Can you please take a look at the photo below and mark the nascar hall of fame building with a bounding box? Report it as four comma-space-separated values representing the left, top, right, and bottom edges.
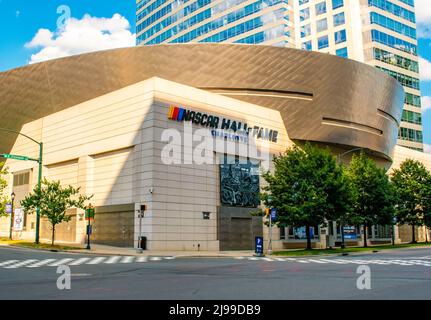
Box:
1, 44, 430, 251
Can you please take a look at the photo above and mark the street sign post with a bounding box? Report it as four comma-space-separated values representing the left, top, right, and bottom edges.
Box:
255, 236, 264, 257
270, 208, 277, 222
85, 205, 95, 250
13, 209, 24, 231
1, 154, 37, 162
0, 128, 43, 245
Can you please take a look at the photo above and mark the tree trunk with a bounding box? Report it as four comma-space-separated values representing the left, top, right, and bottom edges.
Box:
51, 225, 56, 246
305, 224, 312, 250
411, 225, 416, 243
363, 224, 368, 248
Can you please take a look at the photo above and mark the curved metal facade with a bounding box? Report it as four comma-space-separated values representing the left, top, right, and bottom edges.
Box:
0, 44, 404, 160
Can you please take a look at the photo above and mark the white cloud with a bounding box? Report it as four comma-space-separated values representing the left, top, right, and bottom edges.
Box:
25, 13, 135, 64
422, 96, 431, 112
419, 57, 431, 81
416, 0, 431, 38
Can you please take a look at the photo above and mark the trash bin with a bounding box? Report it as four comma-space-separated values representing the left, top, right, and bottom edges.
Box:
139, 236, 147, 250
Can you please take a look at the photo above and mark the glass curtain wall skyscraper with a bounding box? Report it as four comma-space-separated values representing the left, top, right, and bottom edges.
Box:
136, 0, 424, 151
136, 0, 294, 46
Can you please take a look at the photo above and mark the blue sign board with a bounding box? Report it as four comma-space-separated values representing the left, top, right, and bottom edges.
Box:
270, 208, 277, 222
86, 225, 93, 235
5, 204, 12, 214
255, 236, 263, 255
343, 226, 357, 240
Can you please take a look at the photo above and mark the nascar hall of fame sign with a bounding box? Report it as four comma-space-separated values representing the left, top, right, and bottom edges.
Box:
13, 208, 24, 231
168, 105, 279, 143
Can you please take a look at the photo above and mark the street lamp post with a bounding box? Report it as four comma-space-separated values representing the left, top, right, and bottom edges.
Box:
336, 147, 365, 249
9, 192, 15, 240
0, 128, 43, 244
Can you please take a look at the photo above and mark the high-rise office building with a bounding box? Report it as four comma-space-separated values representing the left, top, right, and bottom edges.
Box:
136, 0, 423, 151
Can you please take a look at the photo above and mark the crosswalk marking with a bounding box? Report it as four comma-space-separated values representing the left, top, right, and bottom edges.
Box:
136, 256, 148, 263
104, 256, 122, 264
0, 256, 175, 270
86, 257, 106, 265
120, 256, 134, 263
27, 259, 57, 268
68, 258, 92, 266
48, 258, 75, 267
307, 259, 328, 264
238, 256, 431, 267
296, 260, 310, 263
0, 260, 19, 267
4, 260, 38, 269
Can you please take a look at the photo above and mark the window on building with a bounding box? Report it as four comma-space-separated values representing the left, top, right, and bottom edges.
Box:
300, 8, 310, 21
332, 0, 343, 9
398, 127, 423, 143
373, 48, 419, 73
287, 226, 319, 240
13, 172, 30, 187
299, 0, 310, 4
315, 1, 327, 15
280, 227, 286, 240
402, 110, 422, 125
302, 40, 312, 50
316, 18, 328, 32
405, 93, 421, 108
333, 12, 345, 26
301, 24, 311, 37
334, 29, 346, 44
336, 47, 348, 58
318, 35, 329, 49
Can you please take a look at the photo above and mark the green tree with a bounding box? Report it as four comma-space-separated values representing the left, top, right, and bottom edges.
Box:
21, 179, 92, 246
0, 163, 9, 217
261, 143, 351, 250
346, 152, 395, 247
391, 159, 431, 243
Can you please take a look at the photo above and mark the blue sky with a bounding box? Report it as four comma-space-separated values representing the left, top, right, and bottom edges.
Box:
0, 0, 430, 149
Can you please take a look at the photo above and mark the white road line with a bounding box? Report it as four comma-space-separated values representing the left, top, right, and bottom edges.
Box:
163, 256, 176, 260
4, 259, 38, 269
285, 258, 298, 261
234, 257, 245, 260
348, 260, 371, 265
307, 259, 329, 264
261, 258, 274, 262
248, 257, 259, 261
120, 256, 135, 264
371, 260, 394, 265
68, 258, 92, 266
104, 256, 122, 264
296, 260, 310, 263
387, 260, 415, 266
317, 259, 345, 264
273, 258, 287, 262
406, 260, 431, 266
86, 257, 106, 265
136, 256, 148, 263
150, 257, 162, 261
26, 259, 57, 268
47, 258, 74, 267
0, 260, 19, 267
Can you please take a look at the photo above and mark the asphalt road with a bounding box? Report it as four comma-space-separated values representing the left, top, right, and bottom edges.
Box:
1, 246, 431, 300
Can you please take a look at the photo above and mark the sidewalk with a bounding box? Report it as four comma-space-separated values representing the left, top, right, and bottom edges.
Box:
62, 244, 255, 258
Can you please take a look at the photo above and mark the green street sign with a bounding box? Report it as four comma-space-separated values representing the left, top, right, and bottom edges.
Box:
1, 154, 29, 161
85, 208, 95, 220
